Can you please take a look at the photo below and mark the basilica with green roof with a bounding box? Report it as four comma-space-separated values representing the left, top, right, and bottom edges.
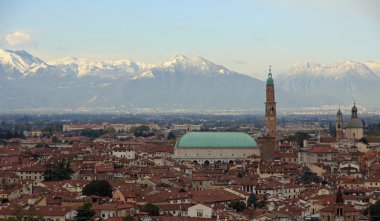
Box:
173, 132, 259, 164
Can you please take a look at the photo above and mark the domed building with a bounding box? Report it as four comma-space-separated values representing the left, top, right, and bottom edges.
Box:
345, 103, 364, 140
173, 132, 259, 164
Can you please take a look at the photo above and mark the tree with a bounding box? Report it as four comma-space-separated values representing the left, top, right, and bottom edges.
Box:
286, 131, 311, 147
167, 132, 176, 140
328, 122, 336, 137
365, 200, 380, 221
298, 171, 321, 184
157, 183, 171, 187
123, 215, 134, 221
82, 180, 113, 197
76, 202, 95, 221
130, 125, 152, 137
247, 193, 256, 207
359, 137, 369, 145
43, 159, 74, 181
107, 126, 116, 134
80, 129, 106, 139
52, 136, 59, 143
229, 201, 246, 212
35, 143, 48, 149
142, 203, 160, 216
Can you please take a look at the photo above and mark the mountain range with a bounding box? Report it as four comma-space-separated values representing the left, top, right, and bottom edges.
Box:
1, 49, 379, 112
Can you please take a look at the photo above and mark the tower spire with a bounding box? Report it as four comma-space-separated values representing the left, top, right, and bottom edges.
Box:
268, 65, 272, 78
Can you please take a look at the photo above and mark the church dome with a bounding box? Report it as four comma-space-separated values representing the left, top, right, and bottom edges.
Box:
346, 118, 364, 128
176, 132, 257, 149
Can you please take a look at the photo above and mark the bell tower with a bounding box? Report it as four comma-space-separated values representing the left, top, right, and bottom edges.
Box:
265, 66, 277, 138
336, 108, 344, 141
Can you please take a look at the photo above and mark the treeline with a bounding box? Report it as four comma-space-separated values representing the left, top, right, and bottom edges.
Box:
367, 123, 380, 136
0, 129, 25, 140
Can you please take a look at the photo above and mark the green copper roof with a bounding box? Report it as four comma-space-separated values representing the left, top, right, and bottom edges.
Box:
267, 77, 274, 85
267, 72, 274, 85
337, 109, 342, 116
176, 132, 257, 149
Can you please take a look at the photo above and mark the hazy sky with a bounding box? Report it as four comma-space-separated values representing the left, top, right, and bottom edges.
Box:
1, 0, 379, 78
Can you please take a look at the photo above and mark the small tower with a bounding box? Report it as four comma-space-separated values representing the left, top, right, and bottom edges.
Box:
265, 66, 277, 139
336, 108, 344, 141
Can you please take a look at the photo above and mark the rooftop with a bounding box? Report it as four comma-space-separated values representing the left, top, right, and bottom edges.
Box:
175, 132, 257, 149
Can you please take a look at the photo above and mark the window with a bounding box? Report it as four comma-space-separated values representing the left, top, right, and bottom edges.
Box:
197, 211, 203, 217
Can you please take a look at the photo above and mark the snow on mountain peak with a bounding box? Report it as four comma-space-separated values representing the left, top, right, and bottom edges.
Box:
285, 60, 378, 79
0, 49, 46, 74
48, 57, 87, 65
159, 54, 231, 76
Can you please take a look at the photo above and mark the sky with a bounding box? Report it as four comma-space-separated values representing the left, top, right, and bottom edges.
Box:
0, 0, 379, 79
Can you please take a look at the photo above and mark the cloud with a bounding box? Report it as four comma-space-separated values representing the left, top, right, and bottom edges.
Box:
4, 31, 36, 47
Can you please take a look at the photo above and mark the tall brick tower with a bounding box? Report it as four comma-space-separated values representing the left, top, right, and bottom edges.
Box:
265, 66, 277, 139
336, 108, 344, 141
259, 66, 277, 161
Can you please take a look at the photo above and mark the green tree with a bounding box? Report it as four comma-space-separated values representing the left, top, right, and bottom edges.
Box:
142, 203, 160, 216
359, 137, 369, 145
123, 215, 134, 221
80, 129, 106, 139
229, 201, 246, 212
82, 180, 113, 197
365, 200, 380, 221
157, 183, 171, 187
43, 159, 74, 181
35, 143, 48, 149
247, 193, 256, 207
329, 122, 336, 137
286, 131, 311, 147
76, 202, 95, 221
107, 126, 116, 134
130, 125, 152, 137
52, 136, 59, 143
167, 132, 176, 140
298, 171, 321, 184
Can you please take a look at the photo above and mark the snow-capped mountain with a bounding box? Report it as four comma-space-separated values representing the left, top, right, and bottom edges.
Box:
47, 57, 152, 78
277, 61, 380, 107
0, 49, 379, 111
363, 61, 380, 77
0, 49, 49, 78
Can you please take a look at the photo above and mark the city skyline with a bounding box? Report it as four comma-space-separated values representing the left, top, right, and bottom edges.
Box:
1, 0, 379, 78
